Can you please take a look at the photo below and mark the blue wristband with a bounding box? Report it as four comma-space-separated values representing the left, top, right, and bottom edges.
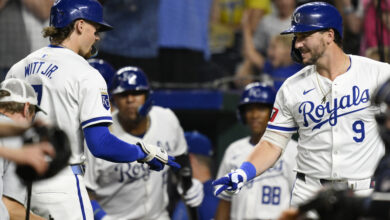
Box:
239, 161, 256, 181
91, 200, 107, 220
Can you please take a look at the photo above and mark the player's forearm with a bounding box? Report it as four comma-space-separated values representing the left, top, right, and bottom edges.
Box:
214, 200, 231, 220
84, 125, 147, 163
0, 147, 23, 163
3, 196, 45, 220
246, 139, 282, 176
0, 122, 28, 137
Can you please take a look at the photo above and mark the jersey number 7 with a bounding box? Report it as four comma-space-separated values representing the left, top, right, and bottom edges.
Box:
32, 84, 43, 105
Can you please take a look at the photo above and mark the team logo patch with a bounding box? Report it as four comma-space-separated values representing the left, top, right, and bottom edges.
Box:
293, 12, 301, 23
101, 93, 110, 110
270, 107, 279, 122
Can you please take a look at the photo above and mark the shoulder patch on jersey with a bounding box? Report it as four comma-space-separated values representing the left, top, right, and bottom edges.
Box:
101, 92, 110, 110
270, 107, 279, 122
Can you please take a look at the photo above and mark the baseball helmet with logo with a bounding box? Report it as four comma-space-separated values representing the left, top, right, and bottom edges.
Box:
237, 82, 276, 124
88, 59, 116, 91
50, 0, 112, 31
281, 2, 343, 63
281, 2, 343, 37
110, 66, 153, 116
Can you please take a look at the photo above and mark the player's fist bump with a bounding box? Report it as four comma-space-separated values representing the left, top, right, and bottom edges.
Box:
212, 161, 257, 196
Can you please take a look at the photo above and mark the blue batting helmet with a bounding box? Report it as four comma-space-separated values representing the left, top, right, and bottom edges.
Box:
50, 0, 112, 31
88, 59, 116, 91
111, 66, 153, 117
237, 82, 276, 124
281, 2, 343, 38
185, 131, 213, 157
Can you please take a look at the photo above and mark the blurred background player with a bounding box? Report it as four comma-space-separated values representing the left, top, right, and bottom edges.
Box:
88, 58, 116, 112
5, 0, 179, 219
0, 78, 53, 220
85, 66, 203, 220
215, 82, 297, 220
88, 58, 116, 92
172, 131, 220, 220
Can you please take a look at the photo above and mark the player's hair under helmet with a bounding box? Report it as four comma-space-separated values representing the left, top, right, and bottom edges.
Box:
50, 0, 112, 31
88, 59, 116, 91
372, 79, 390, 150
281, 2, 343, 63
110, 66, 153, 117
237, 82, 276, 124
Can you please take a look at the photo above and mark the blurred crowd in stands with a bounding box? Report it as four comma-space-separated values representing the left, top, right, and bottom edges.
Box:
1, 0, 390, 90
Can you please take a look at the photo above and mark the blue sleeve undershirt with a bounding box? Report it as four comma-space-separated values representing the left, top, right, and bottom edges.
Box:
83, 125, 147, 162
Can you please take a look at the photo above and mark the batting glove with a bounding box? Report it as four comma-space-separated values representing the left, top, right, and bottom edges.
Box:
177, 178, 204, 207
137, 141, 181, 171
212, 161, 256, 196
212, 169, 248, 196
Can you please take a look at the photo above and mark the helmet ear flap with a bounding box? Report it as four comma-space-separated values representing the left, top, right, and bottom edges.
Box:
291, 37, 303, 64
138, 91, 154, 117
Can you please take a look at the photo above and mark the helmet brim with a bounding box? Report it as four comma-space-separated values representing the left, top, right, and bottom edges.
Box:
97, 21, 113, 32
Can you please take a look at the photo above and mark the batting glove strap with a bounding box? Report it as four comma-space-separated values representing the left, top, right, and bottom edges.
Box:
137, 141, 168, 164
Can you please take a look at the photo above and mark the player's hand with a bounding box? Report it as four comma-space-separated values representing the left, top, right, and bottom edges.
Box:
278, 208, 300, 220
21, 142, 55, 175
177, 178, 204, 207
212, 169, 248, 196
137, 141, 181, 171
0, 141, 55, 175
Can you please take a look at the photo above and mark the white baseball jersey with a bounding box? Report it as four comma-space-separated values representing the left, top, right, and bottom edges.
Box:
5, 45, 112, 220
85, 106, 187, 219
268, 55, 390, 180
6, 45, 113, 164
0, 116, 27, 220
217, 137, 297, 220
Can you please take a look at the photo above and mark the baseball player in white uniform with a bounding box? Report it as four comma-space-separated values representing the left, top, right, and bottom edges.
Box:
213, 1, 390, 211
215, 82, 297, 220
0, 78, 50, 220
85, 66, 203, 220
5, 0, 179, 219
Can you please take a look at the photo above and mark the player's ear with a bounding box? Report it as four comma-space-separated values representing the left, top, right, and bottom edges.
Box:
325, 29, 335, 45
74, 20, 85, 34
23, 103, 30, 118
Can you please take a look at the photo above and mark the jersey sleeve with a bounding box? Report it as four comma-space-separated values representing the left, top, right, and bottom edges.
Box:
3, 161, 26, 204
78, 72, 113, 129
267, 84, 299, 133
377, 63, 390, 87
1, 137, 26, 205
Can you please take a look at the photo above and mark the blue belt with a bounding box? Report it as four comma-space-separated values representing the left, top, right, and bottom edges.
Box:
71, 164, 85, 175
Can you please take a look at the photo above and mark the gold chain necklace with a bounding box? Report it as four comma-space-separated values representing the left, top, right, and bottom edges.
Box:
315, 72, 331, 104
